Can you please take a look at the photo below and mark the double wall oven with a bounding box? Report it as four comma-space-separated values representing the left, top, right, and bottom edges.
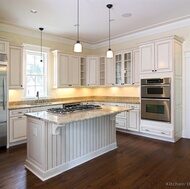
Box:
141, 78, 171, 122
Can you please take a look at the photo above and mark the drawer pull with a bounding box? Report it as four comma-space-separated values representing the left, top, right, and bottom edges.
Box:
116, 122, 119, 125
161, 132, 166, 134
145, 129, 149, 132
17, 112, 22, 114
18, 117, 22, 118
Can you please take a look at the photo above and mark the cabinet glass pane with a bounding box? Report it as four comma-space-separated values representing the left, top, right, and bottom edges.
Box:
124, 52, 132, 84
99, 57, 105, 85
115, 54, 122, 84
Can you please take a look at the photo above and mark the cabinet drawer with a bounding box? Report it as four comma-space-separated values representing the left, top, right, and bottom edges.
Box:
10, 109, 29, 117
141, 126, 172, 138
110, 103, 127, 118
116, 118, 127, 129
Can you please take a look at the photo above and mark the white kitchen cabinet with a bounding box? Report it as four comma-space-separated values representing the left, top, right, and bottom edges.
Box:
9, 108, 29, 144
99, 57, 105, 86
132, 49, 140, 85
105, 57, 115, 86
52, 50, 80, 88
96, 56, 115, 86
80, 57, 86, 86
0, 41, 9, 54
109, 103, 127, 129
140, 38, 173, 74
86, 56, 99, 86
127, 104, 140, 132
115, 51, 132, 86
9, 45, 23, 88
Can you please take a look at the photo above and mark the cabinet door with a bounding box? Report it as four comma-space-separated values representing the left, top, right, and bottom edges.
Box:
115, 54, 122, 85
69, 56, 80, 86
140, 43, 154, 73
10, 116, 27, 143
0, 41, 8, 54
87, 57, 98, 86
9, 46, 23, 88
155, 40, 172, 72
132, 50, 139, 85
80, 57, 86, 86
58, 54, 69, 87
127, 109, 139, 132
105, 58, 114, 86
99, 57, 105, 86
123, 51, 132, 85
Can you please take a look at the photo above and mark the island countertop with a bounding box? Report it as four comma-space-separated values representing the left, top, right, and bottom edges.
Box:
25, 106, 132, 125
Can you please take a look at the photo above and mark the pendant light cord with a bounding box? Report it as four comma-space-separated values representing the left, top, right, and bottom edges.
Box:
39, 27, 44, 62
41, 29, 42, 61
77, 0, 79, 42
108, 7, 111, 49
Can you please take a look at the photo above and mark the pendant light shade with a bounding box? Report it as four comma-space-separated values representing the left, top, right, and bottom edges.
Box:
107, 48, 113, 58
74, 0, 82, 52
106, 4, 113, 58
74, 40, 82, 52
39, 27, 44, 62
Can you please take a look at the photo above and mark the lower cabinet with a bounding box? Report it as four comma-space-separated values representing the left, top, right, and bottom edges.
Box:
126, 104, 140, 131
9, 104, 63, 145
108, 103, 140, 131
9, 108, 29, 144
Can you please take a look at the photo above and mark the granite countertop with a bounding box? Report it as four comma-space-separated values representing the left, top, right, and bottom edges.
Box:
25, 106, 132, 125
9, 96, 140, 110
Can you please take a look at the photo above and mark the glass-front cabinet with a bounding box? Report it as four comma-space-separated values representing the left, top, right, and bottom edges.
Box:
114, 51, 132, 85
80, 57, 86, 86
99, 57, 105, 86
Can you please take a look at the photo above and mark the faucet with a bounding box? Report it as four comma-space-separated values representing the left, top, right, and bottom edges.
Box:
36, 91, 39, 103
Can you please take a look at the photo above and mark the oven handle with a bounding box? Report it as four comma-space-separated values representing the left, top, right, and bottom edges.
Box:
141, 84, 170, 87
141, 98, 170, 101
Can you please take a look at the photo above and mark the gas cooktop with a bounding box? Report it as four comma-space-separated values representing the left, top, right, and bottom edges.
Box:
47, 104, 102, 114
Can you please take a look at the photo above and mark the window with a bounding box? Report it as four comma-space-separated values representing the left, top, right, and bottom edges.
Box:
24, 47, 48, 98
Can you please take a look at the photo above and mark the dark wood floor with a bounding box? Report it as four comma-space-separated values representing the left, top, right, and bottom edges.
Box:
1, 132, 190, 189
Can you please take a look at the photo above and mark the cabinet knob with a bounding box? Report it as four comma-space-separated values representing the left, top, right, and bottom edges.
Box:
155, 70, 157, 72
152, 70, 154, 72
112, 84, 114, 85
121, 83, 124, 85
69, 84, 72, 86
21, 85, 22, 87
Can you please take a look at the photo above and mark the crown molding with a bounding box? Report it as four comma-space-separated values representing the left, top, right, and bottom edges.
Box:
1, 17, 190, 50
0, 22, 92, 49
91, 17, 190, 49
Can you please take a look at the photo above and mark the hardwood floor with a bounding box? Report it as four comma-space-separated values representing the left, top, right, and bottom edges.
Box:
1, 132, 190, 189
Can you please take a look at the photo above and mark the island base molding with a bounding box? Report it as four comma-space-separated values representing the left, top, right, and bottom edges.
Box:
25, 115, 117, 181
25, 143, 117, 181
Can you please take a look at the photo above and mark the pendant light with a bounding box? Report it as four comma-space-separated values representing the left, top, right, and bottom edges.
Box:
106, 4, 113, 58
39, 27, 44, 62
74, 0, 82, 52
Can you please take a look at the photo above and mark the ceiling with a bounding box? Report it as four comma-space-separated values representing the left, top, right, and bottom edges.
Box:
1, 0, 190, 45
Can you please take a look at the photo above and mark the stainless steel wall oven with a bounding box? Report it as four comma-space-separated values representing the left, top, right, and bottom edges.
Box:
141, 78, 171, 122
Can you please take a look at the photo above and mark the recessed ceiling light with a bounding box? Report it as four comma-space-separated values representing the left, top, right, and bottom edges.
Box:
122, 13, 132, 18
30, 9, 37, 13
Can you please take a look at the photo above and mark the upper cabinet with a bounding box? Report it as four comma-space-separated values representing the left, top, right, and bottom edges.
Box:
139, 36, 181, 74
52, 50, 80, 88
132, 49, 140, 85
86, 56, 99, 86
105, 57, 115, 86
0, 41, 9, 54
9, 45, 23, 89
99, 56, 115, 86
114, 51, 133, 86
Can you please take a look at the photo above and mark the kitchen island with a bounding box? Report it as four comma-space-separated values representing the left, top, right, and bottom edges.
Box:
25, 105, 131, 181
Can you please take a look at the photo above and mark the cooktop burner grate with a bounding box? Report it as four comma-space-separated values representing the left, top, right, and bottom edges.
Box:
47, 104, 102, 114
